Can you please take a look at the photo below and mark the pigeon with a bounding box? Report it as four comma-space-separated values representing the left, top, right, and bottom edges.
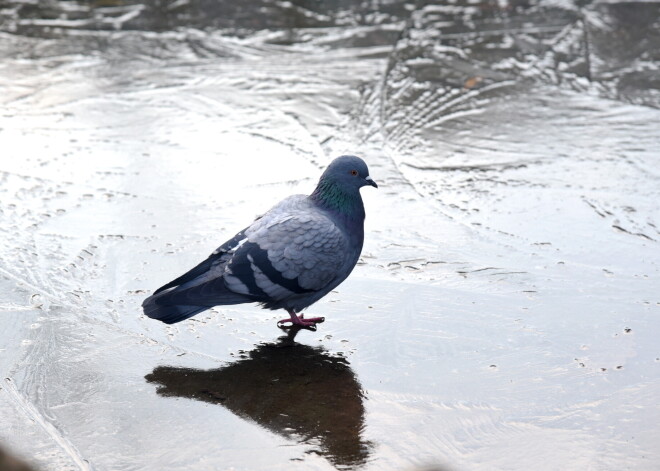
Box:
142, 155, 378, 329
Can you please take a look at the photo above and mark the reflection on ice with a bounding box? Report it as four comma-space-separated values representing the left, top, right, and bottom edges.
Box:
145, 329, 371, 469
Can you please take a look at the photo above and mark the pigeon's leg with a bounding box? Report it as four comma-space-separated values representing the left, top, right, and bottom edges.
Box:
277, 309, 325, 329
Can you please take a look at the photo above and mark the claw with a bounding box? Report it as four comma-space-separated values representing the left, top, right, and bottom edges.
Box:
277, 310, 325, 330
277, 320, 317, 331
300, 314, 325, 324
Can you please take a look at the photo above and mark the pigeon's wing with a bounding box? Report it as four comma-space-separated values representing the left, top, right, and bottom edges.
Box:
143, 225, 259, 324
223, 212, 347, 302
152, 226, 251, 295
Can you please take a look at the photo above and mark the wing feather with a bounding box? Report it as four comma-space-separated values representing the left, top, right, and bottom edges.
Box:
264, 217, 344, 292
225, 210, 347, 302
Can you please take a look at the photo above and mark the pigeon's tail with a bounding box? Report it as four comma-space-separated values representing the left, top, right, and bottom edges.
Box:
142, 298, 208, 325
142, 279, 253, 324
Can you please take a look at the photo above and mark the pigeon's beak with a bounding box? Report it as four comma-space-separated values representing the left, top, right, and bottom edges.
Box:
365, 175, 378, 188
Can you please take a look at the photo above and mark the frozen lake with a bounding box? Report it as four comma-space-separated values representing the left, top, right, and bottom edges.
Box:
1, 1, 659, 470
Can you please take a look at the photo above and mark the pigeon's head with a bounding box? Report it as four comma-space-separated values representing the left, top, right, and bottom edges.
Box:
321, 155, 378, 191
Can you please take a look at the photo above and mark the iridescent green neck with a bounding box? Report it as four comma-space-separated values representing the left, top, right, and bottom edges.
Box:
310, 178, 364, 219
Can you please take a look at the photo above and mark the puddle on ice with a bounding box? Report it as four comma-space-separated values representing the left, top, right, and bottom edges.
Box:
1, 1, 659, 470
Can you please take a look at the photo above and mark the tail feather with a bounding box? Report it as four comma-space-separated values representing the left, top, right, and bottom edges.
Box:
142, 299, 207, 324
142, 278, 254, 324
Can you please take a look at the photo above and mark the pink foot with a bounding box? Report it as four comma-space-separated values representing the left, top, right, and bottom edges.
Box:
277, 310, 325, 329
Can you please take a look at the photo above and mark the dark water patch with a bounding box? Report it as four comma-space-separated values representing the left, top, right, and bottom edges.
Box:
0, 445, 38, 471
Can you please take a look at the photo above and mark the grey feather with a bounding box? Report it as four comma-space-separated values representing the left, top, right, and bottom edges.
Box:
142, 155, 377, 325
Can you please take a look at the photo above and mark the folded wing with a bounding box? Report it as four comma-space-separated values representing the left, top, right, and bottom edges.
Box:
142, 203, 347, 323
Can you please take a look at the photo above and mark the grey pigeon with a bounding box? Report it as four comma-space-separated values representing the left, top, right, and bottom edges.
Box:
142, 155, 378, 329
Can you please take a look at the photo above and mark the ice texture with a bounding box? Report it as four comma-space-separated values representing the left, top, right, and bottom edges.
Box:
1, 1, 659, 470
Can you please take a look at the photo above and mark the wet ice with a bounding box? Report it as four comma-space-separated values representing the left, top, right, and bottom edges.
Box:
1, 1, 660, 470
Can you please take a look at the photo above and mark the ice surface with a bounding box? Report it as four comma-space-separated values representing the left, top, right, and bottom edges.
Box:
1, 1, 659, 470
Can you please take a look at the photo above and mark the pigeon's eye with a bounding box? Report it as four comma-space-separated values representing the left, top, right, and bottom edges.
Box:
350, 169, 358, 176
